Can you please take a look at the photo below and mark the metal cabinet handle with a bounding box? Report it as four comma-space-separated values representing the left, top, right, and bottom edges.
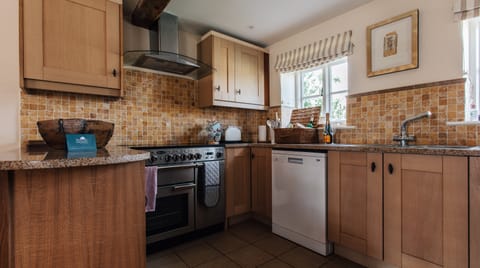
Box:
236, 89, 241, 95
172, 183, 196, 192
388, 164, 394, 174
371, 162, 376, 172
215, 85, 221, 91
112, 69, 117, 77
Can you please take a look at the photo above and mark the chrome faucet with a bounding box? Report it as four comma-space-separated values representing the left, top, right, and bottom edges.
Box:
393, 111, 432, 147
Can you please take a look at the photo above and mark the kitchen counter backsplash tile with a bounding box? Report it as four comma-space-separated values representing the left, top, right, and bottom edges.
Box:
336, 79, 479, 146
20, 70, 268, 147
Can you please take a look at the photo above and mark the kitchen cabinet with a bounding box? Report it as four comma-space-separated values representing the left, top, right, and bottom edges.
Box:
22, 0, 123, 97
328, 151, 383, 260
384, 154, 468, 268
225, 147, 251, 217
470, 157, 480, 268
198, 31, 267, 110
251, 147, 272, 220
0, 161, 146, 268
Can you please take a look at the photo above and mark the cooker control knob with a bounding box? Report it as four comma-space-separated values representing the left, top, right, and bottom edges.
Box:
164, 154, 172, 162
195, 153, 202, 160
180, 154, 187, 161
150, 154, 158, 163
187, 153, 194, 160
216, 152, 223, 158
173, 154, 180, 161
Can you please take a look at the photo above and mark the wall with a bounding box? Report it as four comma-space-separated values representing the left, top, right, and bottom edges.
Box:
21, 70, 270, 147
0, 0, 20, 150
334, 79, 479, 146
268, 0, 463, 105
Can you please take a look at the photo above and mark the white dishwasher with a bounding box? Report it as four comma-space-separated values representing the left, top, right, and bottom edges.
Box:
272, 149, 332, 256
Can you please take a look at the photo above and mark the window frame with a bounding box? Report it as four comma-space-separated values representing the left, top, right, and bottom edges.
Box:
297, 57, 348, 122
463, 17, 480, 121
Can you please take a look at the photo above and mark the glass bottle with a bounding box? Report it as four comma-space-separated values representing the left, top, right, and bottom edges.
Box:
323, 113, 332, 144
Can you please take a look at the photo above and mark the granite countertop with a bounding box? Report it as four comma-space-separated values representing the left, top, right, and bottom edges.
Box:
270, 143, 480, 156
0, 146, 150, 170
225, 142, 480, 156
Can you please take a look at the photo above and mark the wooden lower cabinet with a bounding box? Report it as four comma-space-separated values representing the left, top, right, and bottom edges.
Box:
251, 147, 272, 220
225, 147, 251, 217
0, 161, 146, 268
470, 157, 480, 268
384, 154, 468, 268
328, 151, 383, 260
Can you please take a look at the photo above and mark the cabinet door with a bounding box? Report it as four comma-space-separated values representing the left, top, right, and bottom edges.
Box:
251, 147, 272, 220
23, 0, 121, 90
234, 45, 265, 105
470, 157, 480, 268
212, 37, 235, 101
328, 151, 383, 260
225, 147, 251, 217
384, 154, 468, 268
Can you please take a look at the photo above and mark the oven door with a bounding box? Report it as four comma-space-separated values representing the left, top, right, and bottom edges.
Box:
146, 164, 198, 244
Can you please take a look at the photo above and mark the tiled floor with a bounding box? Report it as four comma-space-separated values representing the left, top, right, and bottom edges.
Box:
147, 220, 365, 268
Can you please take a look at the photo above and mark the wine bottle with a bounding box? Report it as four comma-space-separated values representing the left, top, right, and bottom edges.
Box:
306, 114, 314, 128
323, 113, 332, 144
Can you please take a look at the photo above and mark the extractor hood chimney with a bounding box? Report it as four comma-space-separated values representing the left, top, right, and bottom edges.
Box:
124, 7, 212, 79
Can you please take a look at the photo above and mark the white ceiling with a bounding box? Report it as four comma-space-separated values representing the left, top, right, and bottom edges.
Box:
164, 0, 373, 47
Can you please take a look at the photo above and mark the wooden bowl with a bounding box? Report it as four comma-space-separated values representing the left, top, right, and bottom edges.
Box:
37, 119, 114, 150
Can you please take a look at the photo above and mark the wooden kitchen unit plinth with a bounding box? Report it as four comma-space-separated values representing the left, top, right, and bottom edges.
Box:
0, 161, 146, 268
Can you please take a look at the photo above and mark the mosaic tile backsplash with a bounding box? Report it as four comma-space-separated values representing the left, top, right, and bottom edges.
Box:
336, 79, 479, 146
21, 71, 474, 147
21, 70, 269, 147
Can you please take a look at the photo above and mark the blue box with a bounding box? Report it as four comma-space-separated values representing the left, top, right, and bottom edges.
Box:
65, 134, 97, 152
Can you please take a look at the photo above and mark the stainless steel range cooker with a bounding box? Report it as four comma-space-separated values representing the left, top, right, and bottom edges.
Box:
132, 145, 225, 244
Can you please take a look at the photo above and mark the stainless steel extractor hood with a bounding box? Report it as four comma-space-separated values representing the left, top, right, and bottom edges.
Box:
124, 10, 212, 79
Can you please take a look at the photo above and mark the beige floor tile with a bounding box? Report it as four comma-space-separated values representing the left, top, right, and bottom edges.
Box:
253, 234, 297, 256
321, 255, 366, 268
147, 252, 187, 268
278, 247, 328, 268
195, 256, 241, 268
228, 220, 271, 243
173, 239, 205, 251
174, 241, 221, 267
226, 245, 274, 268
203, 232, 249, 254
257, 259, 293, 268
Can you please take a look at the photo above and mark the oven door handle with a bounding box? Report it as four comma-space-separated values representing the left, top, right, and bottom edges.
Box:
156, 163, 203, 170
172, 183, 196, 192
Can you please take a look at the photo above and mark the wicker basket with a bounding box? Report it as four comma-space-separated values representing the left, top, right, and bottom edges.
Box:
274, 128, 318, 144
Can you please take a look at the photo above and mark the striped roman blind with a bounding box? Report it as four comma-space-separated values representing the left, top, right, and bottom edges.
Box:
274, 30, 353, 73
454, 0, 480, 20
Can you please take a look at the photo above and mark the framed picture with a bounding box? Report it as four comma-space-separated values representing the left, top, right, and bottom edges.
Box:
367, 9, 419, 77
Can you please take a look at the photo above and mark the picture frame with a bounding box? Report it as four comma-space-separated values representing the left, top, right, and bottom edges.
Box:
367, 9, 419, 77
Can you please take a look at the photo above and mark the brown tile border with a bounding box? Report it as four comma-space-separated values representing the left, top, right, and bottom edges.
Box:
349, 78, 465, 98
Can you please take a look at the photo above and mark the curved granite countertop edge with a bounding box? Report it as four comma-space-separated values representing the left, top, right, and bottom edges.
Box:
225, 142, 480, 156
0, 146, 150, 171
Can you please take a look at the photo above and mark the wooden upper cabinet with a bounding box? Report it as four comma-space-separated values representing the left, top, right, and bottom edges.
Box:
198, 31, 267, 110
384, 154, 468, 268
211, 37, 235, 102
234, 45, 265, 105
327, 151, 383, 260
22, 0, 122, 97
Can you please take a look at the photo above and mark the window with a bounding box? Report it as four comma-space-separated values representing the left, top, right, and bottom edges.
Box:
463, 17, 480, 121
298, 58, 348, 121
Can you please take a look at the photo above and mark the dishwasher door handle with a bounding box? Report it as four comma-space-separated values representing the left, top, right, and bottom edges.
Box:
288, 157, 303, 164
